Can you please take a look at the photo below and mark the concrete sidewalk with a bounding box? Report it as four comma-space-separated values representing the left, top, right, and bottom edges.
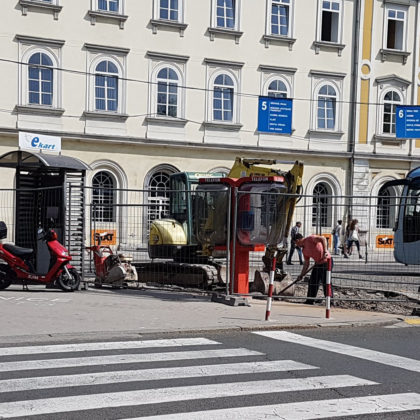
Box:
0, 284, 404, 343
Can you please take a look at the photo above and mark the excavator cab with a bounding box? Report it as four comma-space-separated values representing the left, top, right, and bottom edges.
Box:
149, 171, 225, 259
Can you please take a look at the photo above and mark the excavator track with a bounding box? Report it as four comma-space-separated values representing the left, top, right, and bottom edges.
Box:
134, 261, 221, 289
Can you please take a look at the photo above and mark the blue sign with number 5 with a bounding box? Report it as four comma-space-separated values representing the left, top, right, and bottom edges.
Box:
258, 97, 293, 135
396, 105, 420, 139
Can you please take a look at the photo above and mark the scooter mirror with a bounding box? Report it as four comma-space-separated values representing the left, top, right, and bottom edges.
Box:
37, 228, 45, 240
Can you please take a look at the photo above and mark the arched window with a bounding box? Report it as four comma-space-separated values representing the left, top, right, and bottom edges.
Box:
92, 171, 116, 222
213, 73, 234, 121
28, 53, 53, 106
157, 67, 179, 117
317, 84, 336, 130
377, 184, 397, 229
147, 170, 174, 227
267, 79, 288, 98
382, 90, 401, 134
312, 182, 332, 228
95, 60, 119, 112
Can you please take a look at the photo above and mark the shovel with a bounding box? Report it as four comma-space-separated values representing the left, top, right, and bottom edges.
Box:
277, 264, 315, 296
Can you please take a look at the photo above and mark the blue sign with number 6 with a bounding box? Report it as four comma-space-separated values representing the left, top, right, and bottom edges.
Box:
396, 106, 420, 139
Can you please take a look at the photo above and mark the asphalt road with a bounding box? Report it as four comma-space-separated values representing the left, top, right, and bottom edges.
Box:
0, 325, 419, 419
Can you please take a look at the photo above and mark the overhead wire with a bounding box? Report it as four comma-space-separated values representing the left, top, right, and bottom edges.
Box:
0, 57, 404, 107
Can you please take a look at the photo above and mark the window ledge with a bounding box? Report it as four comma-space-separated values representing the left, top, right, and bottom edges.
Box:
263, 35, 296, 51
308, 129, 345, 137
145, 116, 187, 126
15, 105, 64, 116
83, 111, 128, 121
374, 134, 405, 144
19, 0, 62, 19
203, 121, 243, 131
150, 19, 188, 37
88, 10, 128, 29
207, 27, 243, 44
379, 49, 411, 64
313, 41, 346, 56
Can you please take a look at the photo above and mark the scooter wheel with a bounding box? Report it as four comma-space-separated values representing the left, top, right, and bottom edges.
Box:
58, 268, 81, 292
0, 264, 12, 290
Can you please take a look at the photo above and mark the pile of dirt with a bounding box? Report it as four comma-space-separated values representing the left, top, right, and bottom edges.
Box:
293, 283, 419, 316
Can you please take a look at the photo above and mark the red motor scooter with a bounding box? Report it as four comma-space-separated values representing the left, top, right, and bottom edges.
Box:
0, 221, 80, 292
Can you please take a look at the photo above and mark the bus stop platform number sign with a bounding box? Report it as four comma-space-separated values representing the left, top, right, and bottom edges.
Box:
396, 106, 420, 139
258, 97, 293, 135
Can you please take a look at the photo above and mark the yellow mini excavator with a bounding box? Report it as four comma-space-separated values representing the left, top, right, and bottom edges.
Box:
142, 157, 304, 289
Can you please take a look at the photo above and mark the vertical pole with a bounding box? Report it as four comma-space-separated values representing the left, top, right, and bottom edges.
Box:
230, 187, 238, 295
225, 187, 231, 296
68, 184, 72, 252
325, 257, 332, 319
265, 254, 276, 321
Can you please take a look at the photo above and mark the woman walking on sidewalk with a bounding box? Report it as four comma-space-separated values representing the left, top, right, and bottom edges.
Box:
344, 219, 363, 259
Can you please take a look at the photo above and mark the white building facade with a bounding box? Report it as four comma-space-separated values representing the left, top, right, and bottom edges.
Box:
0, 0, 419, 237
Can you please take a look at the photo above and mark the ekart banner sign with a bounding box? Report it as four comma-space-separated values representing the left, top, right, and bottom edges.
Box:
19, 131, 61, 153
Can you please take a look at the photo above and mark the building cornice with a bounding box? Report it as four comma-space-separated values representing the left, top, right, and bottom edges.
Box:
2, 127, 420, 164
375, 74, 411, 87
84, 43, 130, 55
258, 65, 297, 74
204, 58, 244, 68
15, 35, 65, 48
146, 51, 189, 62
309, 70, 347, 79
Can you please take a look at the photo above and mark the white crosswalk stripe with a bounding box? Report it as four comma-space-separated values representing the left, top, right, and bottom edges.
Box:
0, 376, 376, 418
254, 331, 420, 373
0, 360, 318, 393
0, 336, 418, 419
0, 348, 262, 372
137, 393, 420, 419
0, 337, 220, 356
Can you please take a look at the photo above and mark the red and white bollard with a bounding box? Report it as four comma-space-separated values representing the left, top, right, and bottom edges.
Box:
325, 257, 333, 319
265, 256, 276, 321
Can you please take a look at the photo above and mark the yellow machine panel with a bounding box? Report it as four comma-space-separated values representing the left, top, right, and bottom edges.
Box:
149, 219, 187, 246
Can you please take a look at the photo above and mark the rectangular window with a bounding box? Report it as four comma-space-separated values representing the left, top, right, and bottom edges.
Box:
271, 0, 290, 36
213, 87, 233, 121
159, 0, 179, 21
98, 0, 119, 12
320, 0, 340, 43
386, 8, 405, 50
95, 75, 118, 111
383, 103, 396, 134
216, 0, 235, 29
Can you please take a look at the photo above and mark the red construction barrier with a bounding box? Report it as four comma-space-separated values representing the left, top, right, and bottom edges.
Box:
265, 256, 276, 321
325, 257, 333, 319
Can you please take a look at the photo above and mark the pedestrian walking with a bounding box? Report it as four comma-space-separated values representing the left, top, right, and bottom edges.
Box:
332, 220, 342, 255
287, 222, 303, 265
344, 219, 363, 259
295, 233, 333, 304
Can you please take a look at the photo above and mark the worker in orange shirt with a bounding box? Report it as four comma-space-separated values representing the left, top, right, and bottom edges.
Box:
295, 234, 333, 305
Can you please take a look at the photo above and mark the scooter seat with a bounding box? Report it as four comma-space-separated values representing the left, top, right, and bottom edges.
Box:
3, 244, 33, 257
